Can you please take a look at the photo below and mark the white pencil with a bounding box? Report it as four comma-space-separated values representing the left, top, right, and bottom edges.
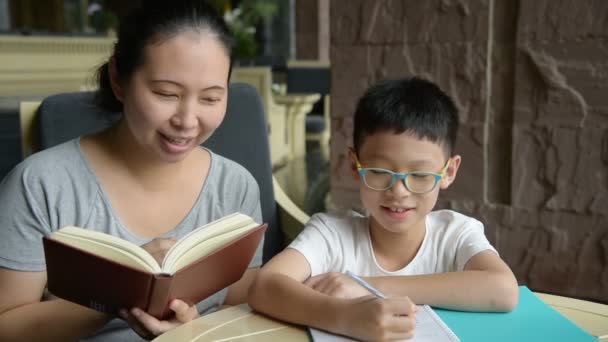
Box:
345, 270, 386, 299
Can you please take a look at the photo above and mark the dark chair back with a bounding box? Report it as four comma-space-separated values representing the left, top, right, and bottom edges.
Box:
286, 64, 330, 123
286, 66, 330, 95
35, 83, 282, 262
0, 98, 25, 180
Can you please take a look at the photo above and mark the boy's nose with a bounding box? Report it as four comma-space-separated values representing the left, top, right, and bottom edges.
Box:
388, 178, 411, 195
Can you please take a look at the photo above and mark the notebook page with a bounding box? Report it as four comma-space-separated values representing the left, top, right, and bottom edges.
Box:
309, 305, 459, 342
415, 305, 460, 341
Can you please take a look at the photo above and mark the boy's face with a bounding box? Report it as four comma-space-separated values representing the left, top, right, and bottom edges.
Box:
350, 131, 461, 236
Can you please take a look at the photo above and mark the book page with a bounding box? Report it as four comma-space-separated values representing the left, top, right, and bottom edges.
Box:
309, 305, 459, 342
52, 227, 160, 273
165, 222, 259, 273
161, 213, 256, 272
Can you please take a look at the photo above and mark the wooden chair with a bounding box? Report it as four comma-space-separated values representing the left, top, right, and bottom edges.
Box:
231, 67, 289, 168
285, 59, 331, 158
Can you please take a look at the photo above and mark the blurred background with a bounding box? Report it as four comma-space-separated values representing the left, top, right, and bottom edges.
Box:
1, 0, 292, 61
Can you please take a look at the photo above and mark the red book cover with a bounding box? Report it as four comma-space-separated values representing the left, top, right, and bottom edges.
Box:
43, 223, 267, 320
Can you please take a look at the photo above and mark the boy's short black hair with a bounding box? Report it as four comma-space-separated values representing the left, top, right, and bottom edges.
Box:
353, 77, 459, 157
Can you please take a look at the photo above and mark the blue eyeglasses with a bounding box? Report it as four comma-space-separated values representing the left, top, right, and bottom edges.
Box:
355, 157, 450, 193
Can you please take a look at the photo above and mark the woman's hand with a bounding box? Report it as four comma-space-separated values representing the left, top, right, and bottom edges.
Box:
119, 299, 199, 340
140, 237, 177, 265
337, 295, 418, 341
120, 238, 194, 339
305, 272, 373, 299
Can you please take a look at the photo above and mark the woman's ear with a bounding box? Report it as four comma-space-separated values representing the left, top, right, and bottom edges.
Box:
439, 155, 461, 190
109, 57, 125, 102
347, 148, 360, 181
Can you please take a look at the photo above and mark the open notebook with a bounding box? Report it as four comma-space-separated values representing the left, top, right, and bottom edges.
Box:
309, 304, 459, 342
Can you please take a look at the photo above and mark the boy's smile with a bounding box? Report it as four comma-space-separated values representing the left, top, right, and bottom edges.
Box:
382, 206, 415, 220
351, 131, 460, 240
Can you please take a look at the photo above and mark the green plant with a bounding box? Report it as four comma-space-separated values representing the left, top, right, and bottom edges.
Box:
239, 0, 278, 25
211, 0, 279, 59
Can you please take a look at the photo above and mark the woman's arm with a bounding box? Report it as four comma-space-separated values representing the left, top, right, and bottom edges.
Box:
0, 268, 111, 341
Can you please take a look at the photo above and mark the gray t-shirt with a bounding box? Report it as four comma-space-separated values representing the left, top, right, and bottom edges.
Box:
0, 138, 263, 341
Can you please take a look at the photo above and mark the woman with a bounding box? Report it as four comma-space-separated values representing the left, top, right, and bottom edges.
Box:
0, 1, 262, 340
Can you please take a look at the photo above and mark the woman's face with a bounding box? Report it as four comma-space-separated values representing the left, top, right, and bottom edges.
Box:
114, 30, 230, 163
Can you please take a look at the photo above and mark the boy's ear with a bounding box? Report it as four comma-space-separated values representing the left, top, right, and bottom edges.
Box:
439, 155, 461, 190
347, 148, 360, 180
109, 57, 125, 102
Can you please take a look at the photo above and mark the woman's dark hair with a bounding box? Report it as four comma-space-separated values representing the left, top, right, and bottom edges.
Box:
96, 0, 235, 112
353, 77, 459, 157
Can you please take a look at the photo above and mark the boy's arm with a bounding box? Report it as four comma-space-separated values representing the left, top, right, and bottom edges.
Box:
225, 268, 259, 305
365, 250, 519, 311
248, 249, 339, 328
248, 248, 417, 341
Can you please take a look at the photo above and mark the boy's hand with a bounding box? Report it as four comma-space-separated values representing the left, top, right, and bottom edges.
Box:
140, 237, 177, 265
305, 272, 375, 298
119, 299, 199, 340
339, 295, 417, 341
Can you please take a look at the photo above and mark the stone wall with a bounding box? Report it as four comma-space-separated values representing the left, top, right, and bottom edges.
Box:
329, 0, 608, 303
295, 0, 330, 61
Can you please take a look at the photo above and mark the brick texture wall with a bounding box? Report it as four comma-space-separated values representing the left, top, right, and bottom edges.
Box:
329, 0, 608, 303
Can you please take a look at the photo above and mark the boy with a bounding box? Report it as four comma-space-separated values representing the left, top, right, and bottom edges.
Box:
249, 77, 518, 341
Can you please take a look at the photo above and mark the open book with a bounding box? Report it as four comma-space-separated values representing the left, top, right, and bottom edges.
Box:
43, 213, 267, 320
310, 305, 460, 342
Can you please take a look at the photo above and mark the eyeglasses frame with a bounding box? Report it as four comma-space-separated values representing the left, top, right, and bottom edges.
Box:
355, 157, 451, 193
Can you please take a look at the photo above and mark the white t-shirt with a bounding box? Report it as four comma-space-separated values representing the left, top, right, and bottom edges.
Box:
289, 210, 496, 277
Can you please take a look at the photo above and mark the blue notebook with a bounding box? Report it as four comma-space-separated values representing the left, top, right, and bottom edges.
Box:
434, 286, 597, 342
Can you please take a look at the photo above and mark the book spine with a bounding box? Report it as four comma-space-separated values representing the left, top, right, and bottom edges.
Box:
146, 275, 174, 320
43, 237, 155, 316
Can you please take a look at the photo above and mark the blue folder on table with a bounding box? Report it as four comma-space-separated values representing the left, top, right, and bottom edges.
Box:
434, 286, 597, 342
